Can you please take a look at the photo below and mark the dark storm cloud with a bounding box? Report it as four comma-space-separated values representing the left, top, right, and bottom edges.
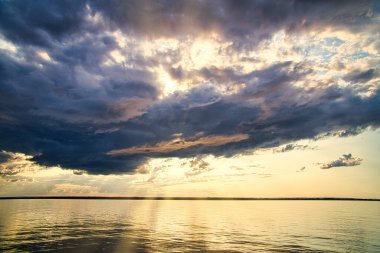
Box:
0, 0, 88, 47
72, 170, 86, 175
126, 73, 380, 159
0, 39, 158, 123
2, 0, 372, 48
1, 54, 380, 174
91, 0, 377, 45
1, 0, 377, 48
0, 0, 379, 174
0, 45, 157, 174
108, 60, 380, 160
0, 151, 12, 163
168, 61, 299, 92
344, 69, 377, 83
1, 52, 380, 174
320, 154, 362, 169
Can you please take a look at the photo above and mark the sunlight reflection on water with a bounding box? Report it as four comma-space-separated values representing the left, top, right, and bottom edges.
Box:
0, 200, 379, 252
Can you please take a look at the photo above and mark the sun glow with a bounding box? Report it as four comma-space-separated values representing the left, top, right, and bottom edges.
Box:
37, 50, 51, 61
158, 67, 177, 97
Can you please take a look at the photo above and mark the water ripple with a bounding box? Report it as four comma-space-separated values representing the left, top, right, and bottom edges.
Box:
0, 200, 379, 252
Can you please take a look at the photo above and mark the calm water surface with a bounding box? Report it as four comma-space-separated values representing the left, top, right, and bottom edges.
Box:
0, 200, 379, 252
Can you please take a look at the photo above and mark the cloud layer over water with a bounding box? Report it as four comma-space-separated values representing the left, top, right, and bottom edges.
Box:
0, 0, 379, 174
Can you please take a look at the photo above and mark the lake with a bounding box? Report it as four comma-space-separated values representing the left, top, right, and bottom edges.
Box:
0, 200, 379, 252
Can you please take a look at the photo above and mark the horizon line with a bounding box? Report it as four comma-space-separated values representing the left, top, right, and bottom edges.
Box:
0, 196, 379, 201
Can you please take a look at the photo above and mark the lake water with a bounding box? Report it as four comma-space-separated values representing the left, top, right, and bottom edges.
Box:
0, 200, 379, 252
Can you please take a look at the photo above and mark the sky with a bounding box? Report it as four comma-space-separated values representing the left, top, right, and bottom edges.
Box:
0, 0, 379, 198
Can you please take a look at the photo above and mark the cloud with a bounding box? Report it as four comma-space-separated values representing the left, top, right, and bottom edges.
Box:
1, 59, 379, 174
0, 150, 12, 163
185, 157, 212, 177
297, 166, 306, 172
90, 0, 377, 44
320, 153, 363, 169
256, 173, 273, 178
133, 163, 151, 174
230, 166, 244, 171
147, 165, 168, 183
344, 69, 377, 83
0, 1, 88, 47
273, 144, 315, 153
72, 170, 87, 175
0, 151, 37, 177
0, 0, 379, 175
50, 183, 99, 195
108, 134, 249, 156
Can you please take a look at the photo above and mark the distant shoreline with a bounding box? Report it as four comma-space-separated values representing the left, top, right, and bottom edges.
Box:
0, 196, 379, 201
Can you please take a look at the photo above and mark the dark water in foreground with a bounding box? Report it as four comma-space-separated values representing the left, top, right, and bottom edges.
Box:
0, 200, 379, 253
